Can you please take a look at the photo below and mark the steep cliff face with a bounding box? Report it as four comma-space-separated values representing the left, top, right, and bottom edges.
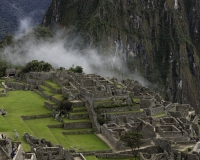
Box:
42, 0, 200, 110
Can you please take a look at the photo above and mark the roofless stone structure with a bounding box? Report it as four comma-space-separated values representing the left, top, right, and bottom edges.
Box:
2, 70, 200, 160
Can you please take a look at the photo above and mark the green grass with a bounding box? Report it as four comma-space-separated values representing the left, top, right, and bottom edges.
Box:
40, 84, 63, 100
0, 90, 52, 151
85, 156, 138, 160
24, 118, 62, 144
98, 158, 138, 160
53, 94, 64, 100
107, 110, 143, 114
153, 112, 166, 118
0, 90, 110, 152
72, 107, 87, 111
85, 155, 98, 160
45, 80, 61, 89
62, 128, 94, 132
39, 84, 51, 91
69, 112, 88, 115
63, 134, 110, 151
62, 118, 91, 123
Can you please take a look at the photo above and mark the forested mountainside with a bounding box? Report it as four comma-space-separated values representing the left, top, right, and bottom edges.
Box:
0, 0, 51, 39
41, 0, 200, 111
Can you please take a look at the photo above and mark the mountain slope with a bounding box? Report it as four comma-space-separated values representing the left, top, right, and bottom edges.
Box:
42, 0, 200, 111
0, 0, 51, 39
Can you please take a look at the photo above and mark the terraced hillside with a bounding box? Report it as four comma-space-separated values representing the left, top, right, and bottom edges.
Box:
0, 78, 110, 152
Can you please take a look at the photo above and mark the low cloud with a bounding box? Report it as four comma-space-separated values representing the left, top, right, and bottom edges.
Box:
2, 29, 155, 88
15, 17, 33, 37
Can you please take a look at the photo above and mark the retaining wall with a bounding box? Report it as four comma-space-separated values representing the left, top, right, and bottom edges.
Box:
44, 102, 57, 111
69, 113, 89, 120
21, 113, 52, 120
64, 122, 92, 129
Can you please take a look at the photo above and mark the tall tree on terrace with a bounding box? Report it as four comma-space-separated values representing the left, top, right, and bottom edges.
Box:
120, 132, 143, 159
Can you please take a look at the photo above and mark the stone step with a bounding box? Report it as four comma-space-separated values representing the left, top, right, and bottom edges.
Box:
70, 100, 85, 107
62, 128, 94, 135
68, 112, 89, 120
71, 107, 87, 113
44, 101, 58, 111
62, 118, 92, 129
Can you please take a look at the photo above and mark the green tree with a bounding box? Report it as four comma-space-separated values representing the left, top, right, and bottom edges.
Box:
68, 65, 83, 73
22, 60, 52, 73
58, 97, 73, 114
120, 132, 143, 159
33, 26, 54, 40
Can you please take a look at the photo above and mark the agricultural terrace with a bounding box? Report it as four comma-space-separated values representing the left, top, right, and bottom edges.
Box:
0, 90, 109, 152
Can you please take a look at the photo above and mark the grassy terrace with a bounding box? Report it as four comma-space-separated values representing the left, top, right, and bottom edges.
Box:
153, 112, 166, 118
62, 118, 91, 123
0, 90, 109, 152
107, 110, 143, 115
69, 111, 88, 115
62, 128, 94, 133
72, 107, 87, 111
45, 80, 61, 89
85, 156, 138, 160
63, 134, 109, 151
0, 91, 51, 151
39, 84, 51, 91
39, 84, 64, 100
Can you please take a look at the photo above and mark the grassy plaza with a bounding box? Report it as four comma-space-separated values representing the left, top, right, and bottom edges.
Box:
0, 90, 109, 152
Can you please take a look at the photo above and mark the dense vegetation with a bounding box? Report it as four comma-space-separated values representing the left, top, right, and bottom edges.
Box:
0, 0, 51, 40
21, 60, 52, 73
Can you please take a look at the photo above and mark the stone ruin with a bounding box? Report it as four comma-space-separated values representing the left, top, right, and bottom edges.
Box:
2, 70, 200, 159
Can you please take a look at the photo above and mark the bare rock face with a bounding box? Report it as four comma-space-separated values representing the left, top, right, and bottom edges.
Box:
42, 0, 200, 110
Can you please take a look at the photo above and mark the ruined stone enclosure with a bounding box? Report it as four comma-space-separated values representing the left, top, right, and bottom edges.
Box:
1, 70, 200, 160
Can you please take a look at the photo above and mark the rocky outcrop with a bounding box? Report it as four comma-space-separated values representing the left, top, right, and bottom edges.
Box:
42, 0, 200, 111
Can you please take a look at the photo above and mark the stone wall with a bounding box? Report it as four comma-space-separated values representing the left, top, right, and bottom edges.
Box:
96, 105, 140, 113
13, 144, 23, 160
5, 81, 37, 90
0, 93, 6, 97
44, 102, 57, 111
24, 153, 37, 160
50, 87, 62, 94
62, 130, 93, 135
144, 105, 164, 116
157, 125, 183, 137
160, 117, 179, 127
26, 78, 43, 85
0, 147, 10, 160
26, 72, 53, 80
140, 97, 156, 108
68, 113, 89, 120
164, 103, 174, 112
47, 124, 64, 128
64, 122, 92, 129
106, 111, 146, 121
51, 96, 61, 104
96, 153, 133, 159
168, 111, 182, 118
21, 113, 52, 120
62, 86, 78, 97
187, 154, 199, 160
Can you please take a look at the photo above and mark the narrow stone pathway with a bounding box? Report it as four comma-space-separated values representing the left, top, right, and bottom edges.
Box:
73, 157, 82, 160
2, 82, 8, 89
